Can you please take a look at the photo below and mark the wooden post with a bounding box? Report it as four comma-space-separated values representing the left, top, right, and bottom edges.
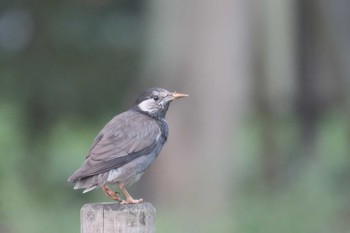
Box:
81, 202, 156, 233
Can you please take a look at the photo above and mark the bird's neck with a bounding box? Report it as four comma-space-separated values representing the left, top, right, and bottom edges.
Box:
130, 107, 169, 141
131, 106, 167, 120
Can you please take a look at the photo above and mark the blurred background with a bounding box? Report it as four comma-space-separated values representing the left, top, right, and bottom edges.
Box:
0, 0, 350, 232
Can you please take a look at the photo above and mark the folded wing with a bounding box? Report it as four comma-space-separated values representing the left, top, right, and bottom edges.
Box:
68, 111, 161, 182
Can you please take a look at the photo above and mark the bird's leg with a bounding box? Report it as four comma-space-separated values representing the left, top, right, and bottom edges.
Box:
102, 185, 121, 202
118, 183, 143, 204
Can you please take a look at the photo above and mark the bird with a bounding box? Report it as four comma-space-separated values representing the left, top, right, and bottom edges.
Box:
68, 87, 188, 204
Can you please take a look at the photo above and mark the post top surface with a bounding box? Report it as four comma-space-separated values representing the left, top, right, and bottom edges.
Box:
81, 202, 155, 212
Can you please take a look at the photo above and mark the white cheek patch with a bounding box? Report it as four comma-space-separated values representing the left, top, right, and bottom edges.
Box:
138, 99, 157, 113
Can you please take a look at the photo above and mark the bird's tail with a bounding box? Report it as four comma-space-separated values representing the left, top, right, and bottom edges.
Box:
69, 172, 109, 193
73, 181, 98, 194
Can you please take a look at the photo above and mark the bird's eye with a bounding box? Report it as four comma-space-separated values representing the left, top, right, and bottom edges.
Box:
152, 96, 159, 101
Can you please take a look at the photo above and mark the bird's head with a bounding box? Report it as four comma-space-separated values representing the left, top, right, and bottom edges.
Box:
134, 87, 188, 119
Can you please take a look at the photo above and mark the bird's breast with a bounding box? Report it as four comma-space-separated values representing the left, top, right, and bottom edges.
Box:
157, 118, 169, 142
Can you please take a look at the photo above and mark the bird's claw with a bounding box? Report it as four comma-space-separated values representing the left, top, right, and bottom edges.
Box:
120, 198, 143, 205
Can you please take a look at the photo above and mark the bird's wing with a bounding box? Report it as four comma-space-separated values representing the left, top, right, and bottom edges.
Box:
68, 111, 161, 182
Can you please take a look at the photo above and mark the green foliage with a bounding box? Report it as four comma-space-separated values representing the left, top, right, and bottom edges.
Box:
232, 111, 350, 233
0, 3, 144, 231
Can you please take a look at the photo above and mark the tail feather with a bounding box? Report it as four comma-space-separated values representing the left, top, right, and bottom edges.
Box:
69, 172, 109, 193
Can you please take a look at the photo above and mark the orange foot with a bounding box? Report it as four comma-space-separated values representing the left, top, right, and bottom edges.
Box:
118, 183, 143, 205
102, 185, 121, 202
120, 197, 143, 205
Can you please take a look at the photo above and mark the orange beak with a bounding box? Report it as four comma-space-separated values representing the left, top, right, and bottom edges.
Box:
171, 92, 189, 99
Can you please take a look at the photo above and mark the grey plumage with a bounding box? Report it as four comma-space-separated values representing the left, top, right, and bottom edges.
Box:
68, 87, 188, 203
68, 110, 166, 191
